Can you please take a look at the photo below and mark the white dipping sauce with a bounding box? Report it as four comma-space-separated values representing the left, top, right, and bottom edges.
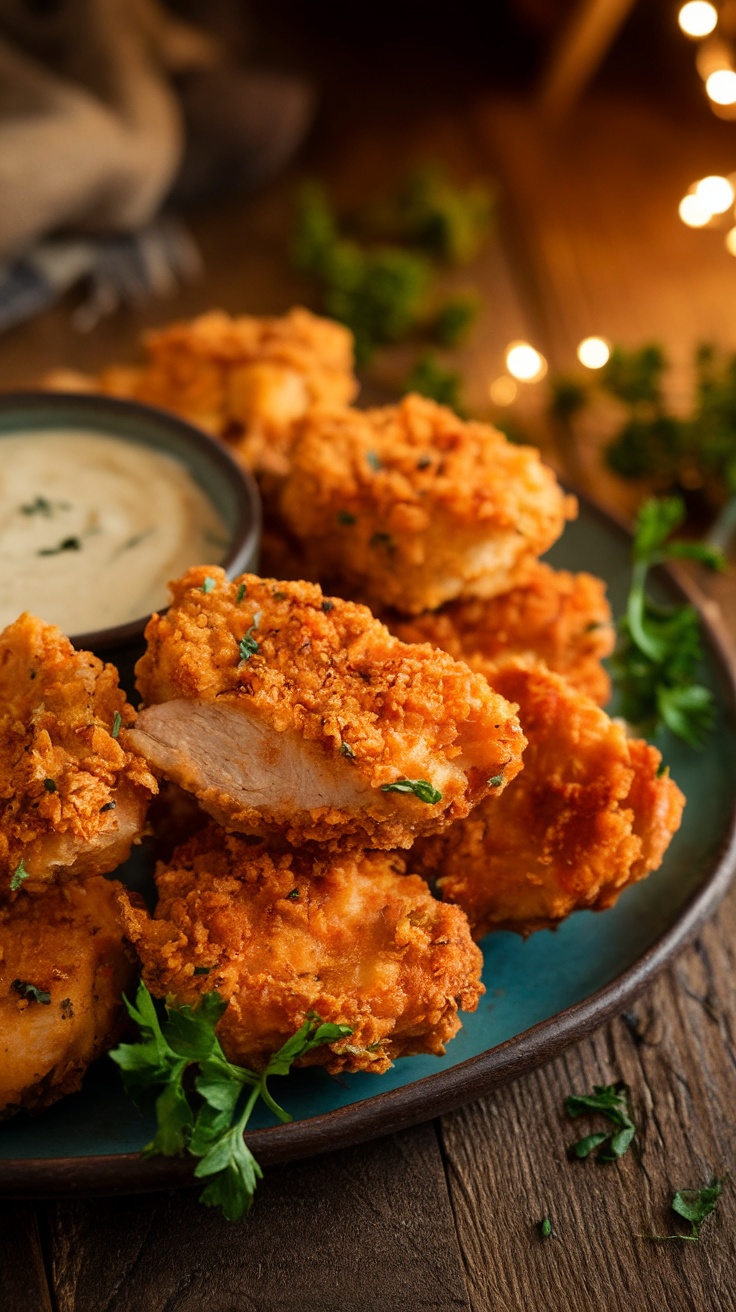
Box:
0, 430, 229, 634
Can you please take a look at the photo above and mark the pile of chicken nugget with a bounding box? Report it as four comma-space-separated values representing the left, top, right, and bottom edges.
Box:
0, 308, 685, 1118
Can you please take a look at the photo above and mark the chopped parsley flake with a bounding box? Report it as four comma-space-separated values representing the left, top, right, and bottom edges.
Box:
21, 495, 54, 517
111, 711, 122, 739
236, 583, 246, 603
321, 600, 334, 612
369, 532, 395, 550
43, 778, 57, 793
100, 800, 117, 813
381, 777, 442, 804
11, 979, 51, 1005
10, 859, 29, 892
37, 536, 81, 557
337, 510, 357, 526
193, 965, 213, 976
366, 451, 382, 471
487, 774, 504, 788
286, 888, 300, 900
539, 1218, 552, 1239
201, 577, 216, 594
273, 590, 288, 600
239, 612, 262, 662
340, 741, 356, 759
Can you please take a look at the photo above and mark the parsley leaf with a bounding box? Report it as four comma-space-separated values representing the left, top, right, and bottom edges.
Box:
381, 777, 442, 804
238, 612, 262, 663
337, 510, 357, 526
645, 1177, 724, 1242
201, 577, 216, 594
671, 1178, 724, 1239
611, 497, 724, 746
565, 1082, 636, 1163
109, 982, 352, 1220
111, 711, 122, 739
11, 979, 51, 1004
43, 778, 57, 793
339, 741, 356, 759
236, 583, 246, 603
10, 859, 29, 892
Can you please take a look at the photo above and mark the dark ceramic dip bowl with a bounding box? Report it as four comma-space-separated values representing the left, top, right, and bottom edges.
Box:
0, 391, 262, 696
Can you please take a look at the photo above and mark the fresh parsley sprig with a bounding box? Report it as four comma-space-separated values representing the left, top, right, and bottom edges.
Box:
109, 982, 352, 1220
565, 1082, 636, 1163
611, 496, 724, 746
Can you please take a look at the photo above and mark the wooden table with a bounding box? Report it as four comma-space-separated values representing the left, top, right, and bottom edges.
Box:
2, 47, 736, 1310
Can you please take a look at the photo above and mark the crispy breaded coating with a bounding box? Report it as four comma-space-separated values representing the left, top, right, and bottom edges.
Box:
0, 877, 135, 1116
278, 395, 576, 614
126, 567, 525, 849
389, 562, 615, 705
0, 615, 157, 894
411, 663, 685, 937
119, 827, 484, 1074
44, 308, 357, 490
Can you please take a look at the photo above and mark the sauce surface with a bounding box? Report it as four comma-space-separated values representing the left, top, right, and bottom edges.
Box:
0, 430, 228, 634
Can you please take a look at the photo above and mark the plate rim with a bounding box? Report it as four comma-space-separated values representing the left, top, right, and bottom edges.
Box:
2, 490, 735, 1197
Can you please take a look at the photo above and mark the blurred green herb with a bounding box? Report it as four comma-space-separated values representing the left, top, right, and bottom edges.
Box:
612, 497, 724, 746
109, 982, 352, 1220
551, 342, 736, 508
405, 353, 464, 412
292, 167, 493, 366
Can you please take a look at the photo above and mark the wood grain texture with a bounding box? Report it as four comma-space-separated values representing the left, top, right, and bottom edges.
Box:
0, 1203, 53, 1312
439, 884, 736, 1312
45, 1125, 470, 1312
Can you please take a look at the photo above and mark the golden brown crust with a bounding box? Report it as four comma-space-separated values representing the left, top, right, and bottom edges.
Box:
389, 562, 614, 705
119, 827, 484, 1074
43, 308, 357, 492
0, 615, 157, 894
0, 876, 136, 1116
279, 395, 576, 613
129, 567, 525, 848
410, 663, 685, 937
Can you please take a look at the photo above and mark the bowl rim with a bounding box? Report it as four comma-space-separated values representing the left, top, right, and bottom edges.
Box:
0, 389, 262, 650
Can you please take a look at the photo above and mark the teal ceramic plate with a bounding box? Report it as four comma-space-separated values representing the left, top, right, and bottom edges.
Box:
2, 494, 735, 1197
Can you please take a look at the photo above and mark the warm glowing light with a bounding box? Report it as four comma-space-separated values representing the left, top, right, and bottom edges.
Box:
679, 193, 712, 226
489, 376, 518, 406
678, 1, 718, 38
695, 174, 735, 212
725, 226, 736, 255
706, 69, 736, 104
577, 337, 611, 370
505, 342, 547, 383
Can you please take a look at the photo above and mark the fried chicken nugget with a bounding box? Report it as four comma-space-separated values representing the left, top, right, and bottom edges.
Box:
126, 567, 525, 849
278, 395, 576, 615
119, 827, 484, 1074
0, 876, 135, 1116
411, 663, 685, 937
44, 308, 357, 490
389, 561, 615, 705
0, 615, 157, 893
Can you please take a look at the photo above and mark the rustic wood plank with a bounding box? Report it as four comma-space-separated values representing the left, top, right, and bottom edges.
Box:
536, 0, 638, 123
439, 880, 736, 1312
0, 1203, 53, 1312
46, 1123, 470, 1312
